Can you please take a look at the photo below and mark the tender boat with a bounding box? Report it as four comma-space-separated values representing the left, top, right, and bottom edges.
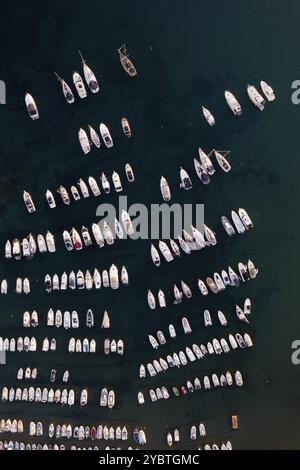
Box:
79, 51, 99, 93
23, 191, 36, 213
202, 106, 215, 126
231, 210, 246, 234
54, 72, 74, 103
100, 123, 113, 148
260, 80, 275, 102
73, 71, 87, 98
158, 240, 173, 262
224, 90, 242, 116
25, 93, 39, 120
118, 44, 137, 77
151, 244, 161, 267
78, 128, 91, 154
238, 208, 253, 229
112, 171, 123, 192
214, 150, 231, 172
179, 167, 193, 190
125, 163, 135, 182
247, 84, 265, 111
221, 216, 236, 236
160, 176, 171, 201
121, 117, 132, 137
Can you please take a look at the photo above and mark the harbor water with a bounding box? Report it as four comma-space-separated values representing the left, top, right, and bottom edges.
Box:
0, 0, 299, 449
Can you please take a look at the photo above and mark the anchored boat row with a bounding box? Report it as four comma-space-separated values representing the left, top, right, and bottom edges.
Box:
5, 231, 55, 260
1, 386, 89, 406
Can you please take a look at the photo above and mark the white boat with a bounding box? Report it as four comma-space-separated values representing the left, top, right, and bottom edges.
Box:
218, 310, 227, 326
151, 244, 161, 267
23, 311, 30, 327
73, 71, 87, 98
23, 191, 36, 213
71, 185, 81, 201
170, 239, 180, 257
80, 389, 88, 406
88, 125, 101, 148
5, 240, 11, 259
52, 274, 59, 290
100, 123, 113, 148
194, 158, 210, 185
183, 229, 197, 250
190, 426, 197, 440
169, 324, 176, 338
42, 337, 50, 352
204, 224, 217, 246
94, 268, 102, 288
46, 231, 56, 252
57, 185, 70, 205
36, 234, 47, 253
139, 364, 146, 378
22, 238, 30, 258
248, 259, 258, 279
260, 80, 275, 102
160, 176, 171, 201
77, 270, 85, 289
92, 223, 104, 247
103, 220, 114, 245
231, 210, 246, 234
88, 177, 101, 196
78, 178, 89, 197
47, 309, 54, 326
112, 171, 122, 192
68, 338, 75, 353
25, 93, 39, 120
117, 339, 124, 355
247, 84, 265, 111
23, 278, 30, 294
213, 338, 222, 354
118, 44, 137, 77
101, 172, 111, 193
228, 334, 238, 349
204, 376, 211, 389
81, 226, 92, 246
28, 234, 36, 256
244, 298, 251, 315
0, 280, 7, 294
138, 391, 145, 405
181, 280, 192, 298
167, 432, 173, 447
16, 277, 22, 294
79, 51, 99, 93
55, 310, 62, 328
214, 150, 231, 172
202, 106, 215, 126
125, 163, 135, 182
224, 90, 242, 116
179, 167, 193, 190
178, 236, 191, 254
158, 240, 173, 262
238, 208, 253, 229
173, 284, 183, 304
199, 423, 206, 437
54, 72, 74, 103
109, 264, 119, 289
191, 225, 206, 248
157, 331, 166, 346
214, 272, 225, 291
78, 128, 91, 154
198, 279, 208, 295
221, 216, 236, 236
108, 390, 115, 409
158, 289, 166, 308
244, 333, 253, 347
235, 370, 243, 386
121, 210, 134, 235
182, 317, 192, 334
121, 117, 132, 137
101, 310, 110, 329
149, 335, 159, 349
239, 262, 249, 282
100, 388, 108, 407
63, 230, 73, 251
198, 147, 215, 175
204, 309, 212, 327
228, 266, 240, 286
63, 311, 71, 329
147, 290, 156, 309
102, 270, 109, 287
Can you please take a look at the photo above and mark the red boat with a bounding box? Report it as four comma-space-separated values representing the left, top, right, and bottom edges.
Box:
91, 426, 96, 440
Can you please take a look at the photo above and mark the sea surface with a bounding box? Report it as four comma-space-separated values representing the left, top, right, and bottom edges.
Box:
0, 0, 299, 450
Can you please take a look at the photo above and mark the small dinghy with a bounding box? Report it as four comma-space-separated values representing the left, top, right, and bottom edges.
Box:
79, 51, 99, 93
54, 72, 74, 103
25, 93, 39, 120
73, 71, 87, 98
179, 167, 193, 190
202, 105, 215, 126
78, 128, 91, 155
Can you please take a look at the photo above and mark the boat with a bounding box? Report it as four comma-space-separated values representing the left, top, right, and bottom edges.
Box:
63, 230, 73, 251
101, 172, 111, 193
71, 185, 81, 201
214, 272, 225, 291
109, 264, 119, 289
100, 388, 108, 407
244, 298, 251, 315
194, 157, 210, 185
22, 238, 30, 258
81, 226, 92, 246
23, 191, 36, 213
78, 128, 91, 154
23, 278, 30, 294
71, 228, 83, 250
228, 334, 238, 349
103, 221, 114, 245
160, 176, 171, 201
117, 339, 124, 355
28, 234, 37, 256
224, 90, 242, 116
238, 262, 249, 282
85, 270, 93, 290
118, 44, 137, 77
147, 289, 156, 309
138, 391, 145, 405
204, 224, 217, 246
94, 269, 102, 289
204, 309, 212, 327
149, 335, 159, 349
236, 333, 246, 349
214, 150, 231, 172
125, 163, 135, 182
193, 344, 203, 359
231, 210, 246, 234
190, 426, 197, 440
158, 289, 166, 308
235, 370, 243, 386
114, 218, 124, 239
36, 234, 47, 253
54, 72, 74, 103
108, 390, 115, 409
178, 236, 191, 254
150, 244, 161, 267
63, 310, 70, 329
80, 389, 88, 406
52, 274, 59, 290
102, 270, 109, 287
1, 280, 7, 295
198, 147, 215, 175
191, 225, 206, 248
206, 277, 218, 294
16, 277, 22, 294
79, 51, 99, 93
121, 210, 134, 235
121, 117, 131, 137
199, 423, 206, 437
247, 84, 265, 111
50, 338, 56, 351
218, 310, 227, 326
104, 338, 110, 355
112, 171, 122, 192
139, 364, 146, 378
244, 333, 253, 348
179, 167, 193, 190
12, 239, 21, 260
221, 216, 236, 237
73, 71, 87, 98
182, 317, 192, 334
167, 432, 173, 447
173, 284, 183, 304
202, 105, 215, 126
25, 93, 39, 120
213, 338, 222, 354
77, 270, 85, 289
46, 231, 56, 252
88, 176, 101, 196
92, 223, 104, 247
186, 347, 196, 362
221, 269, 230, 286
260, 80, 275, 102
170, 239, 180, 257
248, 259, 258, 279
198, 279, 208, 295
158, 240, 173, 262
55, 310, 63, 328
100, 123, 113, 148
69, 271, 76, 289
204, 376, 211, 389
228, 266, 240, 286
238, 208, 253, 229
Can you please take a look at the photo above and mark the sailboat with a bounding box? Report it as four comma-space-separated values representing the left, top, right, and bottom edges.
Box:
54, 72, 74, 103
79, 51, 99, 93
118, 44, 137, 77
198, 147, 215, 175
202, 106, 215, 126
214, 150, 231, 172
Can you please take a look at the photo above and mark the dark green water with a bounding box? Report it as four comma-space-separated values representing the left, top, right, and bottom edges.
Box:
0, 0, 299, 450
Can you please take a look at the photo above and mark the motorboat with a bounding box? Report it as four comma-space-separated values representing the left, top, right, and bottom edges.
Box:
138, 391, 145, 405
102, 270, 109, 287
221, 216, 236, 236
117, 339, 124, 355
81, 226, 92, 246
178, 236, 191, 254
160, 176, 171, 201
183, 229, 197, 250
71, 185, 81, 201
170, 239, 180, 257
193, 344, 203, 359
198, 279, 208, 295
238, 262, 250, 282
228, 334, 238, 349
125, 163, 135, 182
167, 432, 173, 447
94, 268, 102, 289
236, 333, 246, 349
63, 230, 73, 251
100, 388, 108, 407
22, 238, 30, 258
109, 264, 119, 289
121, 117, 131, 137
204, 309, 212, 327
248, 259, 258, 279
23, 278, 30, 294
214, 272, 225, 291
101, 310, 110, 329
71, 227, 83, 250
182, 317, 192, 334
23, 191, 36, 213
76, 270, 85, 289
173, 284, 183, 304
235, 370, 243, 386
221, 269, 230, 286
69, 271, 76, 289
247, 84, 265, 111
198, 147, 215, 175
25, 93, 39, 120
204, 224, 217, 246
202, 105, 215, 126
218, 310, 227, 326
204, 376, 211, 389
52, 274, 59, 290
88, 125, 101, 148
147, 290, 156, 309
231, 210, 246, 234
57, 185, 70, 205
118, 44, 137, 77
28, 234, 37, 256
54, 72, 74, 103
80, 389, 88, 406
108, 390, 115, 409
224, 90, 242, 115
158, 240, 173, 262
186, 347, 196, 362
228, 266, 240, 286
73, 71, 87, 98
79, 51, 99, 93
214, 150, 231, 172
179, 167, 193, 190
190, 426, 197, 440
191, 225, 206, 248
112, 171, 122, 192
206, 277, 218, 294
244, 333, 253, 347
158, 289, 166, 308
0, 280, 7, 294
100, 123, 113, 148
37, 234, 47, 253
78, 128, 91, 154
103, 220, 114, 245
213, 338, 222, 355
194, 158, 210, 185
5, 240, 11, 259
121, 210, 134, 235
16, 277, 22, 294
151, 244, 161, 267
244, 298, 251, 315
157, 331, 166, 345
23, 311, 30, 327
46, 231, 56, 252
260, 80, 275, 102
63, 311, 71, 329
55, 310, 63, 328
101, 172, 111, 193
92, 223, 104, 247
88, 176, 101, 196
238, 208, 253, 229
